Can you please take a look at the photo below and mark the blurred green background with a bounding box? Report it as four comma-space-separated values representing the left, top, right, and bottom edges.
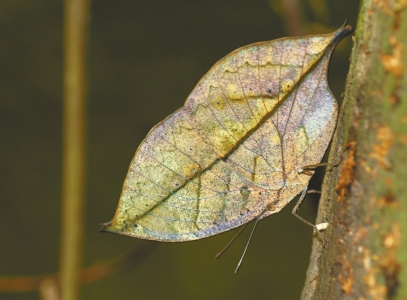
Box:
0, 1, 360, 299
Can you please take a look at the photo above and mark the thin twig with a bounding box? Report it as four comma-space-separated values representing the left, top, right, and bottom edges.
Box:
278, 0, 305, 36
61, 0, 91, 299
0, 242, 157, 293
39, 278, 59, 300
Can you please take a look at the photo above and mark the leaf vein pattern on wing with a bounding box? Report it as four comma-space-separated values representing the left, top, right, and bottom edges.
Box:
128, 183, 257, 216
234, 57, 273, 166
126, 187, 223, 213
190, 100, 278, 174
198, 83, 243, 146
235, 57, 260, 123
280, 39, 310, 137
283, 51, 335, 174
134, 38, 333, 220
256, 45, 270, 113
214, 57, 268, 160
275, 40, 285, 176
183, 103, 277, 175
132, 206, 219, 224
158, 125, 276, 178
296, 52, 331, 138
158, 120, 242, 187
138, 147, 234, 194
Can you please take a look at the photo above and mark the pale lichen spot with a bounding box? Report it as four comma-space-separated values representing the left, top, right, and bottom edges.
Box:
226, 83, 244, 101
250, 98, 269, 118
380, 36, 403, 77
307, 36, 331, 55
246, 87, 256, 99
217, 133, 236, 156
296, 126, 309, 153
281, 79, 294, 93
267, 201, 278, 212
210, 96, 226, 110
183, 162, 201, 179
224, 118, 245, 135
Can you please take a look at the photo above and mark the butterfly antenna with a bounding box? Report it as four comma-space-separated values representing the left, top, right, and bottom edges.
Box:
235, 218, 260, 274
215, 223, 249, 259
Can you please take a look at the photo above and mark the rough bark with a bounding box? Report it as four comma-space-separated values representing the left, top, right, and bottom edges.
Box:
301, 0, 407, 299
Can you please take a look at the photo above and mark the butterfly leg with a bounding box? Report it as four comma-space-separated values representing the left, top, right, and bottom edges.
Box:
292, 187, 328, 239
304, 190, 329, 231
297, 155, 343, 175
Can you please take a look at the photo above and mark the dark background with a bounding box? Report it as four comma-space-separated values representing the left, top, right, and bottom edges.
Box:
0, 1, 360, 299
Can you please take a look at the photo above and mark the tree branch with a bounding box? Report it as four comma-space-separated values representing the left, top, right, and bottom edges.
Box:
302, 0, 407, 298
0, 242, 156, 293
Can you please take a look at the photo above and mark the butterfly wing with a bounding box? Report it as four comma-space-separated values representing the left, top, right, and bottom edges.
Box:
101, 26, 352, 241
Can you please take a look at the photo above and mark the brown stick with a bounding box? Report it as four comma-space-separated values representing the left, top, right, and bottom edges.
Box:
0, 242, 157, 293
60, 0, 91, 299
279, 0, 304, 36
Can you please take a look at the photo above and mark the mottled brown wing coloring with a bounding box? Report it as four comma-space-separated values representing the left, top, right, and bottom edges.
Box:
101, 25, 353, 241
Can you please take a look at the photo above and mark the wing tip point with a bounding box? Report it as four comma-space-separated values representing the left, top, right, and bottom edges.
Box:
335, 21, 354, 42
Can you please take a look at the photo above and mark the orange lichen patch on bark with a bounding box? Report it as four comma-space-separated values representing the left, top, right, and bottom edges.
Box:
382, 223, 401, 250
363, 248, 371, 270
379, 223, 401, 297
362, 223, 401, 299
340, 256, 354, 294
378, 190, 399, 208
384, 177, 392, 187
363, 249, 387, 300
361, 223, 402, 298
373, 224, 382, 233
388, 95, 398, 105
380, 255, 401, 297
341, 277, 354, 295
364, 267, 388, 300
394, 0, 407, 11
336, 141, 357, 201
374, 0, 398, 16
369, 125, 394, 169
355, 227, 368, 246
364, 267, 377, 287
380, 36, 404, 77
369, 195, 377, 209
370, 88, 384, 99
